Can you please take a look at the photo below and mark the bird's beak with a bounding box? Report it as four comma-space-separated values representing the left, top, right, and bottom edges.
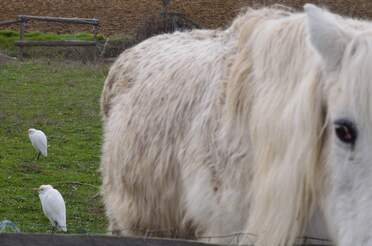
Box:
32, 188, 39, 193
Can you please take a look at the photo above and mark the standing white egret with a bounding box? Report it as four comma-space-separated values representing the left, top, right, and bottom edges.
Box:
28, 128, 47, 159
36, 184, 67, 232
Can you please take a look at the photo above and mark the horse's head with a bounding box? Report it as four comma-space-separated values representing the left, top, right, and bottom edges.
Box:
306, 4, 372, 245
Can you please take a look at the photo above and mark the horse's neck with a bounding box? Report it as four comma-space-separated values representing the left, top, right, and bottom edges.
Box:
304, 206, 330, 244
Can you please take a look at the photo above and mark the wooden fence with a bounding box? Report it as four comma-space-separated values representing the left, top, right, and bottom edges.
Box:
0, 233, 331, 246
11, 15, 99, 59
0, 233, 219, 246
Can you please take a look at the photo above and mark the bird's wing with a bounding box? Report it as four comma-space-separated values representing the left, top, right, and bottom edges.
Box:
33, 131, 47, 156
42, 190, 66, 228
29, 135, 39, 152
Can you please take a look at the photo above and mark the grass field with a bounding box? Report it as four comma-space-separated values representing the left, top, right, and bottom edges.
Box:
0, 59, 109, 233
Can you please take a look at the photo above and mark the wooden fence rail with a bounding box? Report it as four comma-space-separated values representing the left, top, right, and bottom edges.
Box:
17, 15, 99, 26
0, 19, 19, 26
0, 233, 218, 246
0, 233, 331, 246
15, 40, 97, 47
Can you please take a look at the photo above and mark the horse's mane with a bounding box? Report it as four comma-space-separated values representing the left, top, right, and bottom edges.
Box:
223, 7, 325, 245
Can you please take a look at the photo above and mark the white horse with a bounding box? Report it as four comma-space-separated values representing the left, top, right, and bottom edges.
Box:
100, 4, 372, 245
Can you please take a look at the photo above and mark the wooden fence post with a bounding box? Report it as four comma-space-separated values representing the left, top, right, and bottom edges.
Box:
18, 16, 26, 60
92, 24, 98, 61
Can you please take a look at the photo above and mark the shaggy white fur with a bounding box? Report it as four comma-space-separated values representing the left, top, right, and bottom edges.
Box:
101, 4, 372, 245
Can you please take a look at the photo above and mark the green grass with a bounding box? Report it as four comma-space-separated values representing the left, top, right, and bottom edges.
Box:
0, 30, 105, 57
0, 60, 109, 234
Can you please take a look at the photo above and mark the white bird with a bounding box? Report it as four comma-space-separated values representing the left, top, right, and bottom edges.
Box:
28, 128, 47, 159
36, 184, 67, 232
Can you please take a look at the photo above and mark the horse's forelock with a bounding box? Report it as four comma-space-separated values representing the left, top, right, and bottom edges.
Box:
338, 33, 372, 127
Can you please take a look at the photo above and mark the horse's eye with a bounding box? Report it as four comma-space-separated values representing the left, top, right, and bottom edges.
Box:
334, 119, 357, 145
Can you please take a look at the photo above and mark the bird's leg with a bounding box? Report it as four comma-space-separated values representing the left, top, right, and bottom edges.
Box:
37, 152, 41, 160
